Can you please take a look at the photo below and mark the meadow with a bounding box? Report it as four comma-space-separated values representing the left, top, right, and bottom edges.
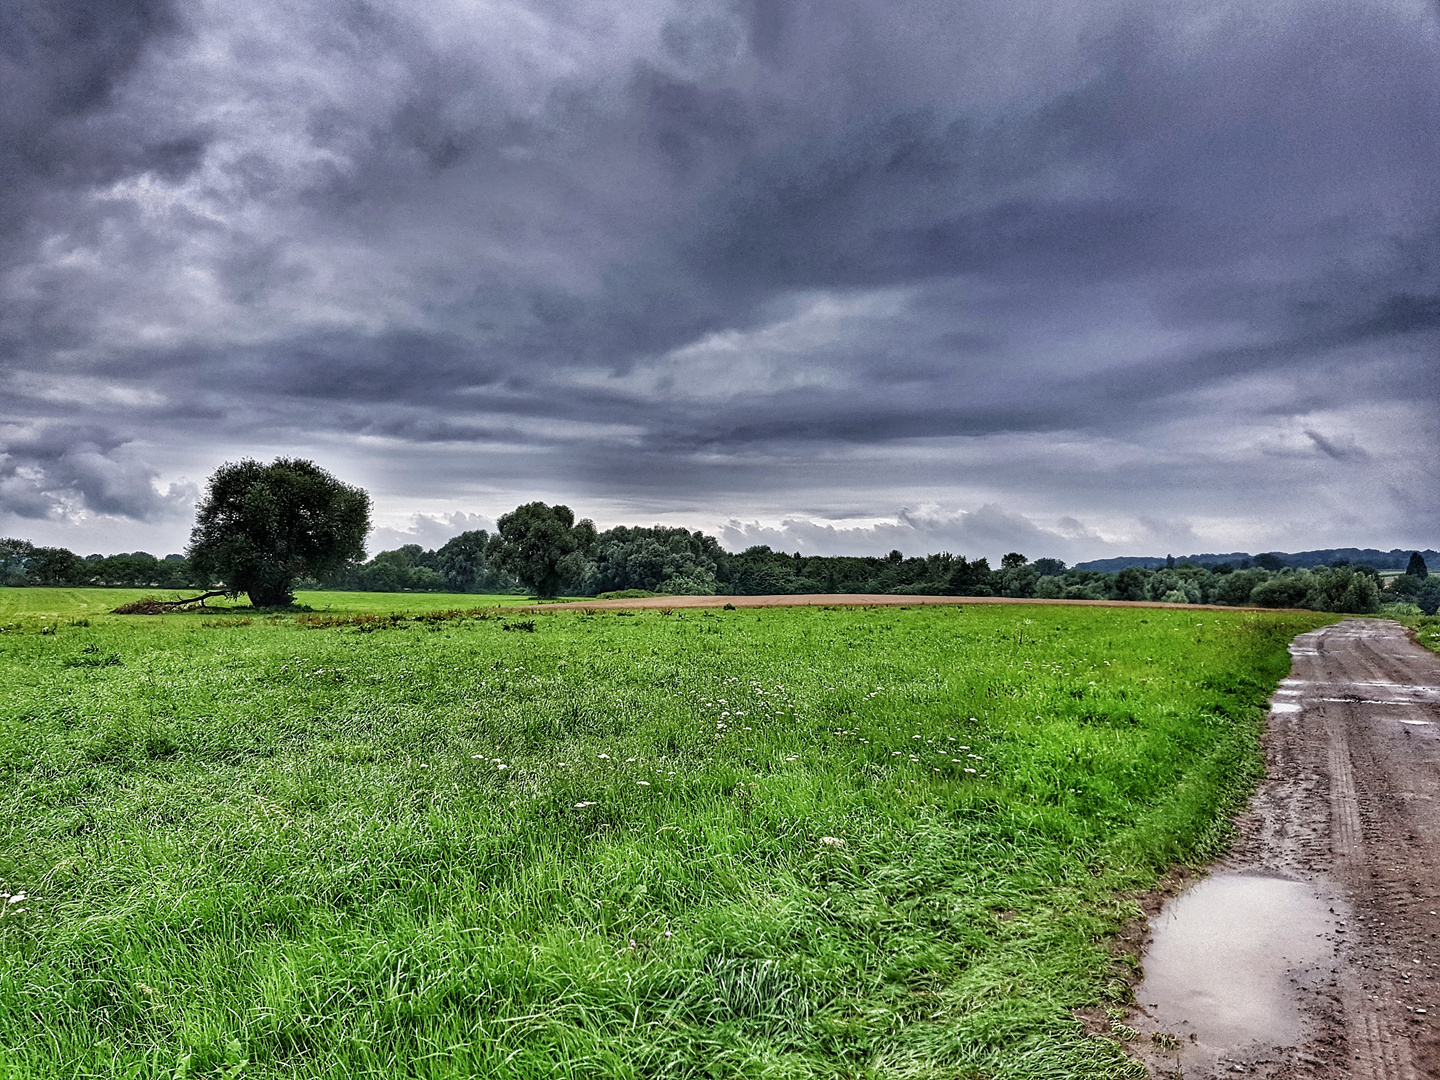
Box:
0, 589, 532, 623
0, 589, 1333, 1079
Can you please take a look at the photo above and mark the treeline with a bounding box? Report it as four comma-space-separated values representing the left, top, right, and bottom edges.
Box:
1078, 547, 1440, 573
315, 532, 521, 593
0, 533, 521, 595
330, 524, 1433, 615
2, 526, 1435, 615
0, 539, 197, 589
692, 544, 1432, 615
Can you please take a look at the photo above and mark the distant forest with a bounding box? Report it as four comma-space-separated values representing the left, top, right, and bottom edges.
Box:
1076, 547, 1440, 573
3, 530, 1436, 615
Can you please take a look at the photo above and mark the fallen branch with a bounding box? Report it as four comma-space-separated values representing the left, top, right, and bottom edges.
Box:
112, 590, 231, 614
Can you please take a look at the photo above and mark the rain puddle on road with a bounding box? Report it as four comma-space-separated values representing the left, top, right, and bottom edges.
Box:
1132, 873, 1339, 1076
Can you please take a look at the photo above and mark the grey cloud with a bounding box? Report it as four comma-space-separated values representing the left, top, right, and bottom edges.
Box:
0, 424, 194, 521
0, 0, 1436, 555
369, 511, 497, 553
0, 0, 188, 237
1134, 517, 1200, 551
718, 504, 1096, 562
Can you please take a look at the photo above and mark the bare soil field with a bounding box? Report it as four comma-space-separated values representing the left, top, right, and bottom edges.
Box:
1129, 619, 1440, 1078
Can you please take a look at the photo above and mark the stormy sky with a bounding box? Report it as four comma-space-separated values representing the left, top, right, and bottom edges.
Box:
2, 0, 1437, 561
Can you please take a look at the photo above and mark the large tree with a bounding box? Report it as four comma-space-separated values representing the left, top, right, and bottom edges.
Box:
435, 529, 521, 593
187, 458, 371, 607
489, 502, 595, 598
1407, 551, 1429, 579
585, 525, 721, 595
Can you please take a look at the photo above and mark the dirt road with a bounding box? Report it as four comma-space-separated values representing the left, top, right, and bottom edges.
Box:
1132, 620, 1440, 1078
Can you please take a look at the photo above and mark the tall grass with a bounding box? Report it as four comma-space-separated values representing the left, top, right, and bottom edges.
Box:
0, 592, 1332, 1078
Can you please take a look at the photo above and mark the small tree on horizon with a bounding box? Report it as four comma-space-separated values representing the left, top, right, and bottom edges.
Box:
1407, 551, 1429, 579
187, 458, 371, 607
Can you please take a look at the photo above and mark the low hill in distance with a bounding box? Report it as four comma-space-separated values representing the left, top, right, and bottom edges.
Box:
1076, 547, 1440, 573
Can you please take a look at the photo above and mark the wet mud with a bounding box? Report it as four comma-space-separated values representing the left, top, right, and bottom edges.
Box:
1129, 620, 1440, 1079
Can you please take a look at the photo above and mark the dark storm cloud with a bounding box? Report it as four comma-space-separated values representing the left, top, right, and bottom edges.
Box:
1, 0, 1437, 554
1305, 430, 1369, 463
0, 0, 192, 238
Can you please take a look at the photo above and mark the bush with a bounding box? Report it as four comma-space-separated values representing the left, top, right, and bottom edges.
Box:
1306, 567, 1380, 614
1033, 575, 1065, 599
1210, 569, 1267, 606
1250, 572, 1313, 609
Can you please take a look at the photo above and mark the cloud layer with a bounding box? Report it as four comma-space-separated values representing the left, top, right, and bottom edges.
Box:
2, 0, 1436, 559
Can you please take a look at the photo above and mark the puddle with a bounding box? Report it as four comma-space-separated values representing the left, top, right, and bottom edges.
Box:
1270, 701, 1302, 713
1135, 873, 1337, 1071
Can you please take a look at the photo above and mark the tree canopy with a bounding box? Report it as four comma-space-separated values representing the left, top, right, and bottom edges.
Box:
187, 458, 370, 607
488, 503, 596, 598
585, 525, 721, 596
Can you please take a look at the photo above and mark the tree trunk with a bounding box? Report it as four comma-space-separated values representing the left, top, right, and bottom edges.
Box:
246, 585, 295, 608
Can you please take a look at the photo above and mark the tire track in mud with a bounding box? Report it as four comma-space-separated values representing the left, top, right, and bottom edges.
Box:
1131, 620, 1440, 1078
1321, 693, 1413, 1080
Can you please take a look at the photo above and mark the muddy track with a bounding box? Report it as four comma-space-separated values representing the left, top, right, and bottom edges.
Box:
1131, 620, 1440, 1078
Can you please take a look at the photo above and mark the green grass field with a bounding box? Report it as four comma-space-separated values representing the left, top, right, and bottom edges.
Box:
0, 589, 532, 624
0, 589, 1333, 1078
